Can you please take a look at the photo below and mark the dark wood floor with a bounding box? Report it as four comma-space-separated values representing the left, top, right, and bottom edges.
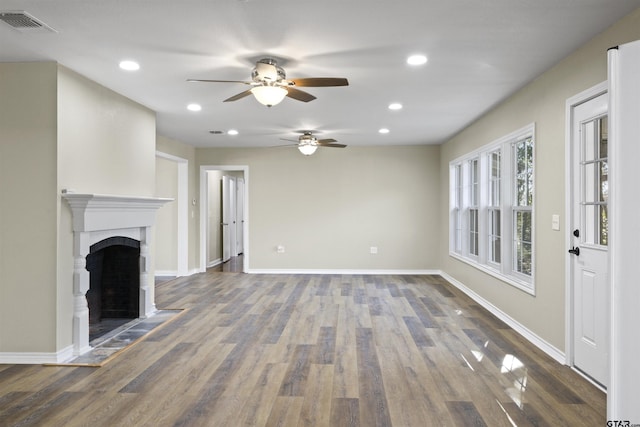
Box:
0, 273, 605, 426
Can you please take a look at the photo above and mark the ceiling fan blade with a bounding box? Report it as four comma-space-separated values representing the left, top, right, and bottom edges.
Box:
223, 89, 253, 102
316, 138, 337, 144
318, 143, 347, 148
279, 138, 299, 143
286, 87, 317, 102
290, 77, 349, 87
187, 79, 252, 85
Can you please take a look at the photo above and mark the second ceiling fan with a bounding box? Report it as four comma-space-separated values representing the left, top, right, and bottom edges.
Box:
280, 131, 347, 156
188, 58, 349, 107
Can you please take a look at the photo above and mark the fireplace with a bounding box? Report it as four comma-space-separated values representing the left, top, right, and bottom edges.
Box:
62, 192, 171, 356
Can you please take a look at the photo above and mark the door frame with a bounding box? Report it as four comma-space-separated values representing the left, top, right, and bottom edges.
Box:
236, 177, 245, 255
199, 165, 249, 273
564, 81, 608, 390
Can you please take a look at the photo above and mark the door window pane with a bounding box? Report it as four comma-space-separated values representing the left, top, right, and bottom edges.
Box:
581, 116, 608, 247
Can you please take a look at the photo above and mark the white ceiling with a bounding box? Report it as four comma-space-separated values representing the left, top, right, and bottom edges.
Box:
1, 0, 638, 148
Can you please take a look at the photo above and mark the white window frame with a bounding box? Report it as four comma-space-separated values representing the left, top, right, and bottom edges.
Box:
449, 123, 536, 294
450, 164, 463, 254
488, 149, 502, 267
468, 158, 480, 258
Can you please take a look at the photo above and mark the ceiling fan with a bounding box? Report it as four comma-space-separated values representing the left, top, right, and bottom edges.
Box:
279, 131, 347, 156
187, 58, 349, 107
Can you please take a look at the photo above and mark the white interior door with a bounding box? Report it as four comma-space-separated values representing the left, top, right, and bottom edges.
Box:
236, 178, 245, 255
570, 92, 609, 387
221, 175, 231, 262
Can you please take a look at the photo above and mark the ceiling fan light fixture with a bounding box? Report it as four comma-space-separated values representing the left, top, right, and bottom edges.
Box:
407, 54, 428, 66
250, 85, 287, 107
298, 143, 318, 156
119, 60, 140, 71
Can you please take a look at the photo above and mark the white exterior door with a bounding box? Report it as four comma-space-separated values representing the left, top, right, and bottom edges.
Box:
570, 92, 609, 387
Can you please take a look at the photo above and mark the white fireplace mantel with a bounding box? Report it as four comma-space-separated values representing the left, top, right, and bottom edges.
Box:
63, 192, 172, 232
62, 192, 172, 356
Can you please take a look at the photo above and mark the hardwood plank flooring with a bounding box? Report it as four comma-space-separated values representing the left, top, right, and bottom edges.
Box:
0, 273, 605, 426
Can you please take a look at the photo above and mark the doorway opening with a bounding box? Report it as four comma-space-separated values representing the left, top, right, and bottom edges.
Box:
200, 165, 249, 273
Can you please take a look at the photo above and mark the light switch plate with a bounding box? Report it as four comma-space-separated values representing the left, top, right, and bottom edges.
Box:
551, 214, 560, 231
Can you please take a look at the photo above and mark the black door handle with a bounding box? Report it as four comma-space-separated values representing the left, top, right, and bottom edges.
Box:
568, 247, 580, 256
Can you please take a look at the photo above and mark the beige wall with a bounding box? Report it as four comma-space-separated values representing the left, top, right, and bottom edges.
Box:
0, 62, 58, 352
155, 156, 178, 271
438, 8, 640, 351
197, 145, 441, 271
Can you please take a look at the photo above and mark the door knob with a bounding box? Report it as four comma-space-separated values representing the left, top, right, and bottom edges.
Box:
568, 246, 580, 256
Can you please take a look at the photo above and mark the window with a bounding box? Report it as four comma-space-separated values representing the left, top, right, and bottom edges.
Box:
513, 137, 533, 276
449, 124, 535, 293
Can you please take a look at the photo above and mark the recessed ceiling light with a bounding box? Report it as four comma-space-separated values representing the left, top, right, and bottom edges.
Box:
227, 129, 239, 135
379, 128, 390, 134
407, 54, 428, 66
388, 103, 403, 110
187, 103, 202, 112
119, 60, 140, 71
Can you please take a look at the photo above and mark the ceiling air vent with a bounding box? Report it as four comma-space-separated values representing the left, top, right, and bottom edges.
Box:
0, 11, 57, 33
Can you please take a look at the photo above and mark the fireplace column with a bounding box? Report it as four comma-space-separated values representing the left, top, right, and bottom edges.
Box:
73, 231, 91, 355
139, 226, 156, 318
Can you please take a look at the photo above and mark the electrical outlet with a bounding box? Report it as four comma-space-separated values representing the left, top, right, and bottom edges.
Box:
370, 246, 378, 254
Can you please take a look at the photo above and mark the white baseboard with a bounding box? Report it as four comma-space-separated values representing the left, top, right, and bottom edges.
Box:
439, 271, 566, 364
207, 258, 222, 268
247, 269, 440, 275
155, 270, 178, 277
0, 345, 74, 364
155, 268, 201, 278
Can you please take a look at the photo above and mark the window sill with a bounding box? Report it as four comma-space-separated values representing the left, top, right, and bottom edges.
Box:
449, 251, 535, 296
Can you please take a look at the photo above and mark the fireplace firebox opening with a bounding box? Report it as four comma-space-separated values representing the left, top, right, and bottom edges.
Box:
85, 236, 140, 341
